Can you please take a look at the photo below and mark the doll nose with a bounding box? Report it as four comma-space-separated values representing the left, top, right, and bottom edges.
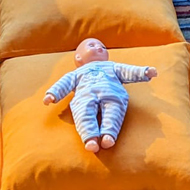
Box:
96, 45, 103, 52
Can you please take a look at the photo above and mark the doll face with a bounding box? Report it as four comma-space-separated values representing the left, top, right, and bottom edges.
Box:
75, 38, 109, 67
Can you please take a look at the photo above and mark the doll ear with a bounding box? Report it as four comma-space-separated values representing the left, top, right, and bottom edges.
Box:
75, 53, 82, 63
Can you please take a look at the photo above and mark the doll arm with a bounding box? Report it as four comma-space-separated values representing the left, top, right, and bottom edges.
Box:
145, 67, 157, 78
43, 93, 56, 105
114, 63, 157, 83
43, 71, 76, 105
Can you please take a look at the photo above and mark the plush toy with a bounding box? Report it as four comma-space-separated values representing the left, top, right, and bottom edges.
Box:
43, 38, 157, 153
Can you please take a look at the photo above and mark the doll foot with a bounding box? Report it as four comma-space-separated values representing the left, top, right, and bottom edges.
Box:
101, 134, 115, 149
85, 138, 99, 153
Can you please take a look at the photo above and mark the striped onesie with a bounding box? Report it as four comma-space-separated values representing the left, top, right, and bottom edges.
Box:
46, 61, 150, 143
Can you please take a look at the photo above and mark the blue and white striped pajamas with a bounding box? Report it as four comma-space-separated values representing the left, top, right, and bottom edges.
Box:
46, 61, 150, 143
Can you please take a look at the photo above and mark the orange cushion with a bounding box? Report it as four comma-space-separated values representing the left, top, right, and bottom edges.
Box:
0, 0, 185, 59
0, 113, 2, 188
0, 42, 190, 190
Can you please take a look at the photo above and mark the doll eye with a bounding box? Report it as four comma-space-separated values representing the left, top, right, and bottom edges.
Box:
102, 46, 106, 49
89, 44, 94, 47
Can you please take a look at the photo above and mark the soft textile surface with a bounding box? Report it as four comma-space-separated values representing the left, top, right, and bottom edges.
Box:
173, 0, 190, 42
0, 110, 2, 188
0, 42, 190, 190
0, 0, 185, 59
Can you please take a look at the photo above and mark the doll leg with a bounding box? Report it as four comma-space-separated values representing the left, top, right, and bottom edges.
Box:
70, 97, 100, 152
101, 134, 115, 149
85, 137, 99, 153
100, 99, 128, 149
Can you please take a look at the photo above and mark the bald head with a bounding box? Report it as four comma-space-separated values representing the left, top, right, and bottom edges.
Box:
74, 38, 109, 67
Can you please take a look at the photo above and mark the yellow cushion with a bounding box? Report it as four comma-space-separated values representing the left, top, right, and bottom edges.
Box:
0, 0, 185, 59
0, 42, 190, 190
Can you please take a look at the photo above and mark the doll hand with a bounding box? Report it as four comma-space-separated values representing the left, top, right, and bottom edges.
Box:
43, 93, 55, 105
145, 67, 158, 79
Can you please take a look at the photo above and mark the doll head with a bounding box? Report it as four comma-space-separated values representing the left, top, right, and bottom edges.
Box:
75, 38, 109, 67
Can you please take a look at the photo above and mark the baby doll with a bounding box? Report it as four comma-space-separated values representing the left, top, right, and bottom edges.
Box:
43, 38, 157, 153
